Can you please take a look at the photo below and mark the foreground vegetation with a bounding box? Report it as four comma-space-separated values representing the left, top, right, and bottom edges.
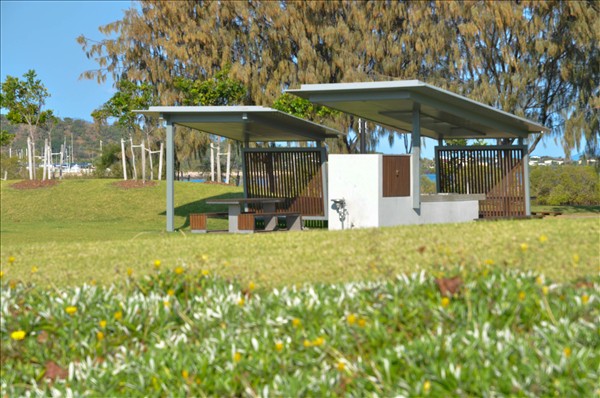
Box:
2, 267, 598, 397
1, 179, 598, 396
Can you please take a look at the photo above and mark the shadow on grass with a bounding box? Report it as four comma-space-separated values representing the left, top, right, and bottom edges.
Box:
532, 204, 600, 214
160, 191, 244, 230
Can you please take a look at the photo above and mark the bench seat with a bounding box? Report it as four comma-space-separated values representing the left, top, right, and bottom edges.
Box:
190, 212, 229, 233
238, 212, 302, 232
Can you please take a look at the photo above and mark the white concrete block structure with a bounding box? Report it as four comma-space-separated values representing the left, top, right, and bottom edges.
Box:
327, 154, 483, 230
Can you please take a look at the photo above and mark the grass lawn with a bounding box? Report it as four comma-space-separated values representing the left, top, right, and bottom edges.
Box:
1, 179, 598, 396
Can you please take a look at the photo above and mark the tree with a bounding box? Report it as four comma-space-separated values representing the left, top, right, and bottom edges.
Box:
78, 1, 599, 156
0, 70, 53, 179
174, 67, 247, 181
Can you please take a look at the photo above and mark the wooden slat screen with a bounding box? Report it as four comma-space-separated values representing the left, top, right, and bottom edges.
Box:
383, 155, 410, 197
243, 149, 326, 217
435, 146, 526, 218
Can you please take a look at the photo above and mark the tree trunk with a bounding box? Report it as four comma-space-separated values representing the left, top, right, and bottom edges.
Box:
130, 137, 137, 180
225, 141, 231, 184
158, 142, 164, 181
210, 141, 215, 182
217, 139, 222, 183
121, 139, 128, 180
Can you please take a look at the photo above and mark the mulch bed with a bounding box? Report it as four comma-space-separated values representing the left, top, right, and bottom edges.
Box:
11, 180, 61, 190
113, 180, 157, 189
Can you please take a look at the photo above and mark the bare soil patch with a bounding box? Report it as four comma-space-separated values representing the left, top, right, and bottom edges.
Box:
11, 180, 60, 190
113, 180, 157, 189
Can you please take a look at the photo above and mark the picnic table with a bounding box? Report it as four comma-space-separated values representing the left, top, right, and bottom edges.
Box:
203, 197, 300, 233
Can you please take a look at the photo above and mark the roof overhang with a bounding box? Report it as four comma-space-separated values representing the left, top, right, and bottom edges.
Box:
287, 80, 550, 140
136, 106, 342, 142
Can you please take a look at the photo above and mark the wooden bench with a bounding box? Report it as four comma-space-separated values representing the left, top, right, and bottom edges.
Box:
238, 212, 302, 232
189, 212, 229, 233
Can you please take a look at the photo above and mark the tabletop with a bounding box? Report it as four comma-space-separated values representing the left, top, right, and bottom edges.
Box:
206, 197, 286, 205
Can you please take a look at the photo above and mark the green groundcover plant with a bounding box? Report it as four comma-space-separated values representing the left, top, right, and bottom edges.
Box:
1, 264, 598, 397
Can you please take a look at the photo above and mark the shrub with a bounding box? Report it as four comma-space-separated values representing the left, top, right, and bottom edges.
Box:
0, 155, 26, 179
530, 165, 599, 206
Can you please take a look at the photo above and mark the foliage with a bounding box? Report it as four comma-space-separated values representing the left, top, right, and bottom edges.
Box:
0, 70, 52, 131
91, 80, 159, 139
530, 166, 600, 206
420, 175, 436, 194
93, 143, 123, 178
78, 1, 599, 156
1, 266, 598, 396
0, 130, 15, 147
0, 156, 25, 179
1, 180, 598, 286
174, 66, 246, 106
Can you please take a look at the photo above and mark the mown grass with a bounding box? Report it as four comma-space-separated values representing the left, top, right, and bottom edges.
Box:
1, 180, 598, 288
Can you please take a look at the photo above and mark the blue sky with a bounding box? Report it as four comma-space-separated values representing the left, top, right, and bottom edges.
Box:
1, 0, 568, 158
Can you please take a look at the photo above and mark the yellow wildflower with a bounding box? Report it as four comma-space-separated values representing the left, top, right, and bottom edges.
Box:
167, 289, 175, 296
520, 243, 528, 252
292, 318, 301, 328
99, 320, 107, 328
248, 281, 256, 291
572, 254, 580, 264
424, 380, 432, 393
182, 370, 189, 379
542, 286, 549, 295
233, 352, 242, 362
303, 339, 312, 348
163, 300, 170, 308
174, 266, 184, 275
275, 341, 284, 352
65, 306, 77, 316
441, 297, 451, 308
484, 259, 495, 266
539, 234, 548, 243
96, 331, 104, 341
31, 266, 38, 274
0, 271, 4, 279
10, 330, 26, 341
114, 311, 123, 321
346, 313, 357, 325
201, 269, 209, 276
582, 294, 590, 304
8, 256, 15, 264
358, 318, 367, 328
535, 276, 543, 285
237, 298, 245, 306
518, 291, 526, 301
336, 361, 345, 371
201, 254, 209, 262
154, 260, 161, 268
563, 347, 571, 358
313, 336, 325, 346
127, 268, 133, 277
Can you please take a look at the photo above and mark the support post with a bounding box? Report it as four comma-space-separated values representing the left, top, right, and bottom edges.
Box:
165, 119, 175, 232
412, 103, 421, 210
130, 137, 137, 180
225, 141, 231, 184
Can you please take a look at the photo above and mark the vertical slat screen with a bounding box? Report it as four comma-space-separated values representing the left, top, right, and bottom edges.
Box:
243, 149, 325, 217
435, 146, 526, 218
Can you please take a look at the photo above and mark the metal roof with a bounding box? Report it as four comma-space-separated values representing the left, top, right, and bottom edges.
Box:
136, 106, 341, 142
287, 80, 549, 140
